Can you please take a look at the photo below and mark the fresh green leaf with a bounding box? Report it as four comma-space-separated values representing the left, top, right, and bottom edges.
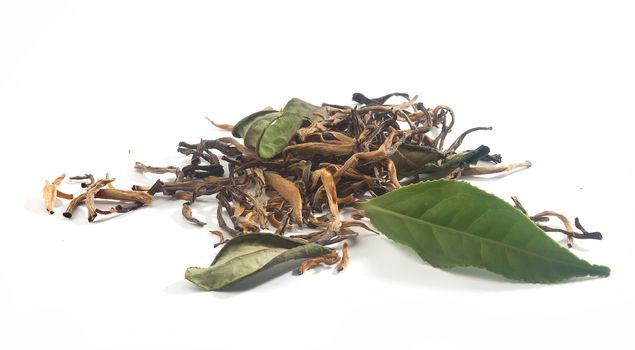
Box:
359, 180, 610, 283
185, 233, 334, 291
231, 98, 326, 159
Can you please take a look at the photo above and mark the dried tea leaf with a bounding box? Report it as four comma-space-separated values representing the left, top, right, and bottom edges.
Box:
86, 178, 116, 222
359, 180, 610, 283
264, 171, 303, 226
43, 173, 66, 214
96, 188, 153, 204
185, 233, 334, 291
297, 251, 340, 274
337, 242, 350, 272
206, 117, 234, 131
311, 168, 341, 230
182, 202, 206, 226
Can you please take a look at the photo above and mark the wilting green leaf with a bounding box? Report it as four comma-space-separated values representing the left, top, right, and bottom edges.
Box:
232, 98, 326, 159
255, 112, 304, 159
359, 180, 610, 283
185, 233, 334, 291
243, 111, 283, 153
391, 145, 490, 177
390, 144, 445, 177
232, 110, 275, 140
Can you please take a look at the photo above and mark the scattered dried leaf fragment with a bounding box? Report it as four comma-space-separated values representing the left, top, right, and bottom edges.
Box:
210, 230, 225, 246
206, 117, 234, 131
297, 251, 340, 275
43, 173, 66, 214
337, 242, 349, 272
182, 202, 206, 226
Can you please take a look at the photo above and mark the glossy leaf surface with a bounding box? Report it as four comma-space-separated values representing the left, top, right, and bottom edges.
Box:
359, 180, 610, 283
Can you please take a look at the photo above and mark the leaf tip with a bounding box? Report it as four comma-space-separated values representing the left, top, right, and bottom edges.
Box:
593, 264, 611, 278
184, 267, 209, 288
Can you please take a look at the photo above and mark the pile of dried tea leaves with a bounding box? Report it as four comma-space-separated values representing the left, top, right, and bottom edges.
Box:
43, 92, 609, 289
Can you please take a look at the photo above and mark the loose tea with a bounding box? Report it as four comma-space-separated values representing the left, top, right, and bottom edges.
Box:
43, 92, 609, 289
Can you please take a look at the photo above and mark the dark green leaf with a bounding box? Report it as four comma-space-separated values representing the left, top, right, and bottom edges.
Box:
231, 98, 326, 159
390, 144, 445, 177
185, 233, 334, 291
359, 180, 610, 283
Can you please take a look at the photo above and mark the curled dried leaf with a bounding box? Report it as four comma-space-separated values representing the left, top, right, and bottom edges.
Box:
461, 161, 532, 176
210, 230, 226, 245
56, 190, 73, 200
297, 251, 340, 275
264, 171, 303, 227
43, 173, 65, 214
311, 169, 341, 231
182, 202, 206, 226
70, 174, 94, 188
86, 178, 116, 222
134, 162, 180, 174
206, 117, 234, 131
186, 233, 334, 290
96, 188, 153, 204
337, 242, 349, 272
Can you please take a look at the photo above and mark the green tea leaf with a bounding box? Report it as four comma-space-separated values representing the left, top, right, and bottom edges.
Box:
243, 111, 282, 153
231, 98, 326, 159
185, 233, 334, 291
390, 144, 445, 177
359, 180, 610, 283
256, 112, 304, 159
391, 145, 490, 177
232, 109, 275, 139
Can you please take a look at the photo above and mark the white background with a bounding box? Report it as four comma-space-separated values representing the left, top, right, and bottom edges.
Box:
1, 1, 634, 349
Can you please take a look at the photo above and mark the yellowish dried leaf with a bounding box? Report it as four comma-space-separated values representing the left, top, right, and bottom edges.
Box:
43, 173, 65, 214
264, 171, 303, 227
337, 242, 349, 272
